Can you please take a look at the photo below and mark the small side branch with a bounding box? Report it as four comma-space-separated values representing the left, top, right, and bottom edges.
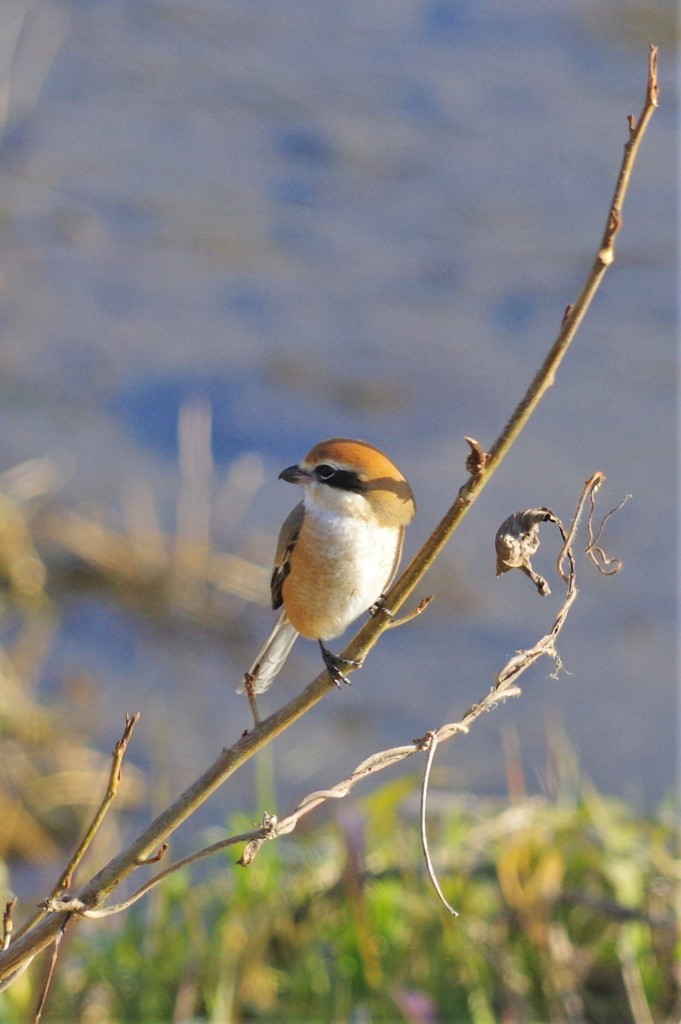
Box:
2, 899, 17, 952
33, 925, 67, 1024
13, 713, 141, 946
383, 595, 435, 630
58, 712, 141, 893
585, 491, 629, 575
599, 45, 659, 266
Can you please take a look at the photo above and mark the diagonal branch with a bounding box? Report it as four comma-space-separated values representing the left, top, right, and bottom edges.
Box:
341, 46, 659, 672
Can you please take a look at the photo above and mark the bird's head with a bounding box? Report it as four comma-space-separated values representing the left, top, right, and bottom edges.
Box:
279, 438, 415, 527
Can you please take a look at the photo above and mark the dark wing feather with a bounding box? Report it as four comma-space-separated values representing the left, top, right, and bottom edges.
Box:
270, 501, 304, 609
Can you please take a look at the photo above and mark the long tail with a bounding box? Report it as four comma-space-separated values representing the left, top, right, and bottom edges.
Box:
238, 609, 298, 695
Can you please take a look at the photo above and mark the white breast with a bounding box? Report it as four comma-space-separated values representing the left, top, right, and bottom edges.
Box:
292, 494, 401, 639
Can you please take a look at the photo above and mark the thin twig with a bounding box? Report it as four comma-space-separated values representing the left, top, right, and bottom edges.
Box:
556, 473, 603, 583
586, 492, 630, 575
33, 924, 67, 1024
16, 713, 141, 943
383, 595, 435, 629
2, 899, 17, 952
0, 898, 32, 993
420, 732, 458, 916
60, 712, 140, 888
57, 713, 140, 892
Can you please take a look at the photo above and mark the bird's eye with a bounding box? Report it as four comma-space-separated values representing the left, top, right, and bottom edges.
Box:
314, 465, 366, 492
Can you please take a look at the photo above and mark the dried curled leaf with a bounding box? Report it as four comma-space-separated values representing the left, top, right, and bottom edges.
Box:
495, 508, 559, 596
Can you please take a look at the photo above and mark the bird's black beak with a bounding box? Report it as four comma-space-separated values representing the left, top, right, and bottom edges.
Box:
278, 464, 310, 484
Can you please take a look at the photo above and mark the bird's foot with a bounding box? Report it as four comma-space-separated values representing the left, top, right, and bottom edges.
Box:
242, 672, 261, 726
370, 593, 395, 621
319, 641, 361, 687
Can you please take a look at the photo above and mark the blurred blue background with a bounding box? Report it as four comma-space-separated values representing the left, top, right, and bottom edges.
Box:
0, 0, 676, 845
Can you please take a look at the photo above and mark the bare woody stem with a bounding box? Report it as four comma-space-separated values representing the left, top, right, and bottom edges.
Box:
0, 46, 659, 987
58, 713, 140, 893
348, 45, 659, 657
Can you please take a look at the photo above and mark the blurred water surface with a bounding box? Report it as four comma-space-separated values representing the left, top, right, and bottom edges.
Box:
0, 0, 676, 855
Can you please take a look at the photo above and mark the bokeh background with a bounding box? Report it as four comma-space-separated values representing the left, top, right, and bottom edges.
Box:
0, 0, 676, 886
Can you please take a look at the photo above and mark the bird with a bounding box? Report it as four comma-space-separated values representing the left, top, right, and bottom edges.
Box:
240, 438, 416, 707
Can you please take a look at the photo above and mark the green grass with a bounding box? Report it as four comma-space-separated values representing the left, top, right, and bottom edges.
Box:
3, 777, 676, 1023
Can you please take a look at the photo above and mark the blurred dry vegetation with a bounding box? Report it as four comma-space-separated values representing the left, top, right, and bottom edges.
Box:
0, 404, 271, 872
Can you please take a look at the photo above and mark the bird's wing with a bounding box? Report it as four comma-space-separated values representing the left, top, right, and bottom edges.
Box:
271, 500, 304, 610
384, 526, 405, 592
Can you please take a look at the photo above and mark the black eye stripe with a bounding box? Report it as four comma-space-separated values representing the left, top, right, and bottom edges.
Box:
314, 464, 366, 493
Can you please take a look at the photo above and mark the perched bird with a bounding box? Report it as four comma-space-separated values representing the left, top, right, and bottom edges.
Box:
241, 438, 416, 702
